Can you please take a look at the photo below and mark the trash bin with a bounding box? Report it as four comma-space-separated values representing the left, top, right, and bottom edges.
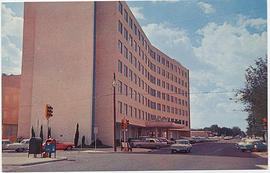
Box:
44, 138, 56, 158
28, 137, 43, 158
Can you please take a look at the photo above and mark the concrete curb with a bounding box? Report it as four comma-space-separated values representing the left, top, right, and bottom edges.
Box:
3, 157, 68, 166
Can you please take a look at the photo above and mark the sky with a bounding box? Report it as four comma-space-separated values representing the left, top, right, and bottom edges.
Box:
1, 0, 268, 132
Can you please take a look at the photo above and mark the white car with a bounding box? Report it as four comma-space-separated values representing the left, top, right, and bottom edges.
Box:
2, 139, 12, 150
171, 139, 192, 153
6, 139, 30, 152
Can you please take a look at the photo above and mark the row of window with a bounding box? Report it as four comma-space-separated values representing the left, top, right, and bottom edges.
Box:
118, 1, 188, 78
117, 101, 189, 126
117, 79, 189, 116
118, 60, 189, 102
118, 41, 188, 94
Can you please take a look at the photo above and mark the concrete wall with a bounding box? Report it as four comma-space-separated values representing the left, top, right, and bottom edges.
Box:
19, 2, 95, 144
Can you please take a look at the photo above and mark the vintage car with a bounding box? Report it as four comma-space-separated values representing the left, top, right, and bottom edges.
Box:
170, 139, 192, 153
2, 139, 12, 150
135, 138, 163, 149
42, 139, 75, 151
6, 139, 30, 152
237, 139, 267, 152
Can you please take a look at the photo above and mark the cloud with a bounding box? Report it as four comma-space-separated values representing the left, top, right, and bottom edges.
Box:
129, 7, 145, 20
198, 2, 215, 14
1, 4, 23, 75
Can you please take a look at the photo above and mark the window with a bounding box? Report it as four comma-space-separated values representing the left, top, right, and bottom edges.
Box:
171, 96, 174, 102
157, 91, 161, 98
162, 57, 165, 65
166, 60, 169, 68
129, 17, 133, 29
124, 28, 128, 40
118, 20, 122, 34
129, 34, 133, 47
170, 85, 173, 92
138, 109, 141, 119
134, 57, 137, 68
129, 69, 133, 81
118, 40, 122, 53
166, 94, 170, 101
162, 105, 165, 112
166, 83, 169, 90
124, 65, 128, 77
124, 84, 128, 96
138, 30, 141, 40
118, 80, 122, 93
129, 52, 132, 63
170, 63, 173, 70
134, 41, 137, 52
134, 90, 137, 101
162, 69, 165, 76
157, 103, 161, 111
171, 107, 174, 114
124, 46, 128, 59
129, 87, 133, 98
157, 66, 160, 74
157, 79, 161, 86
124, 103, 127, 115
134, 24, 137, 35
134, 108, 137, 118
138, 93, 141, 103
118, 101, 122, 113
162, 81, 165, 88
162, 93, 165, 100
134, 73, 137, 84
118, 1, 122, 14
157, 55, 160, 62
118, 60, 122, 73
129, 106, 133, 117
167, 106, 170, 113
124, 10, 128, 22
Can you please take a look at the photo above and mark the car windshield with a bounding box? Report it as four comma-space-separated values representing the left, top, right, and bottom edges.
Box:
176, 141, 189, 144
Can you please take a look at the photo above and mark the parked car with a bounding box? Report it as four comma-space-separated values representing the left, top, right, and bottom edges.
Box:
6, 139, 30, 152
42, 140, 75, 151
171, 139, 192, 153
136, 138, 162, 149
224, 136, 233, 140
129, 139, 143, 148
2, 139, 12, 150
237, 139, 265, 152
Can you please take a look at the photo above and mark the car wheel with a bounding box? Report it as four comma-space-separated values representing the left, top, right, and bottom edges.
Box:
241, 149, 245, 152
66, 146, 72, 151
171, 150, 175, 154
16, 148, 24, 152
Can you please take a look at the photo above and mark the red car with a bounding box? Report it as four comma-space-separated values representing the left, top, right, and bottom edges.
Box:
42, 139, 75, 151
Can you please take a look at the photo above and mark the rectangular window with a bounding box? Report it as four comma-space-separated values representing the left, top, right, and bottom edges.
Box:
162, 69, 165, 76
124, 65, 128, 77
134, 73, 137, 84
124, 103, 127, 115
124, 28, 128, 40
134, 57, 137, 68
129, 52, 132, 64
118, 101, 122, 113
138, 30, 141, 40
134, 40, 137, 52
134, 90, 137, 101
129, 34, 133, 47
124, 84, 128, 96
118, 80, 122, 93
124, 46, 128, 59
162, 57, 165, 65
134, 24, 137, 35
138, 109, 141, 119
129, 69, 133, 81
166, 60, 169, 67
157, 91, 161, 98
157, 55, 160, 62
118, 60, 122, 73
157, 103, 161, 111
118, 1, 122, 14
162, 105, 165, 112
162, 93, 165, 100
118, 20, 122, 34
124, 10, 128, 22
129, 106, 132, 117
162, 81, 165, 88
129, 17, 133, 29
171, 107, 174, 114
134, 108, 137, 118
138, 93, 141, 103
167, 106, 170, 113
129, 87, 133, 99
118, 40, 122, 53
157, 66, 160, 74
157, 79, 160, 86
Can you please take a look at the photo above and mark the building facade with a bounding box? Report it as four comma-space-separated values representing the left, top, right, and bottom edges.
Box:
2, 74, 21, 141
18, 1, 190, 146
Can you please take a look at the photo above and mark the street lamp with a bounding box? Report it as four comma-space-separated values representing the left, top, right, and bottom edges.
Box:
112, 73, 117, 152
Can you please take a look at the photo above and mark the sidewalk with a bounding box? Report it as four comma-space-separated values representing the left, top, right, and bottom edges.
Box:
73, 146, 153, 153
252, 151, 268, 159
2, 155, 67, 166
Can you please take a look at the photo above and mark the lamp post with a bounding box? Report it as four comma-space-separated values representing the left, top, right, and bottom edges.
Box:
112, 73, 117, 152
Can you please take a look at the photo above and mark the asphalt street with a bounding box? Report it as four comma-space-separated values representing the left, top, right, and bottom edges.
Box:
2, 140, 268, 171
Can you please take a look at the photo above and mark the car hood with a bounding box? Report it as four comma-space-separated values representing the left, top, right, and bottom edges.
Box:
171, 144, 190, 147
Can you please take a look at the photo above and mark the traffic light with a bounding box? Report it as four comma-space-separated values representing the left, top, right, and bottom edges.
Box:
45, 104, 53, 120
263, 118, 267, 130
121, 119, 125, 129
126, 120, 129, 125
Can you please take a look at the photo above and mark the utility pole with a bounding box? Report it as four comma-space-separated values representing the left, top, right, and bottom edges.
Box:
112, 73, 117, 152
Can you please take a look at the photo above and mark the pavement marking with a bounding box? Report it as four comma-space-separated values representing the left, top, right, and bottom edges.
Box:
256, 165, 268, 169
82, 150, 108, 153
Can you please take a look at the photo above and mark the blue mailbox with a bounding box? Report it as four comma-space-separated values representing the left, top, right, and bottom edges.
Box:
44, 138, 56, 158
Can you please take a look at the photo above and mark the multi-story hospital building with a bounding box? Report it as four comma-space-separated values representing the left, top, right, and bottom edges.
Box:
18, 1, 190, 146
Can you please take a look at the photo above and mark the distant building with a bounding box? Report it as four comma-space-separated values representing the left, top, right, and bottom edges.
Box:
2, 74, 21, 141
190, 130, 216, 137
18, 1, 190, 146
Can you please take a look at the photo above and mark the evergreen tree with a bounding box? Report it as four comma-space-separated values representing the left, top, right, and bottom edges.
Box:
31, 126, 35, 137
74, 123, 79, 147
40, 125, 43, 141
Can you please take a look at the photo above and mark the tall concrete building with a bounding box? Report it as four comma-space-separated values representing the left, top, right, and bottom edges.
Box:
18, 1, 190, 146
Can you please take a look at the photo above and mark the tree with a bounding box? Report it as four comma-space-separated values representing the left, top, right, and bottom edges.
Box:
74, 123, 79, 147
232, 126, 241, 137
47, 127, 51, 139
31, 126, 36, 137
40, 125, 44, 141
236, 57, 267, 136
82, 136, 85, 148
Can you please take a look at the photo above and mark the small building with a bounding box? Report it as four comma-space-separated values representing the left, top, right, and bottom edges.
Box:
2, 74, 21, 141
